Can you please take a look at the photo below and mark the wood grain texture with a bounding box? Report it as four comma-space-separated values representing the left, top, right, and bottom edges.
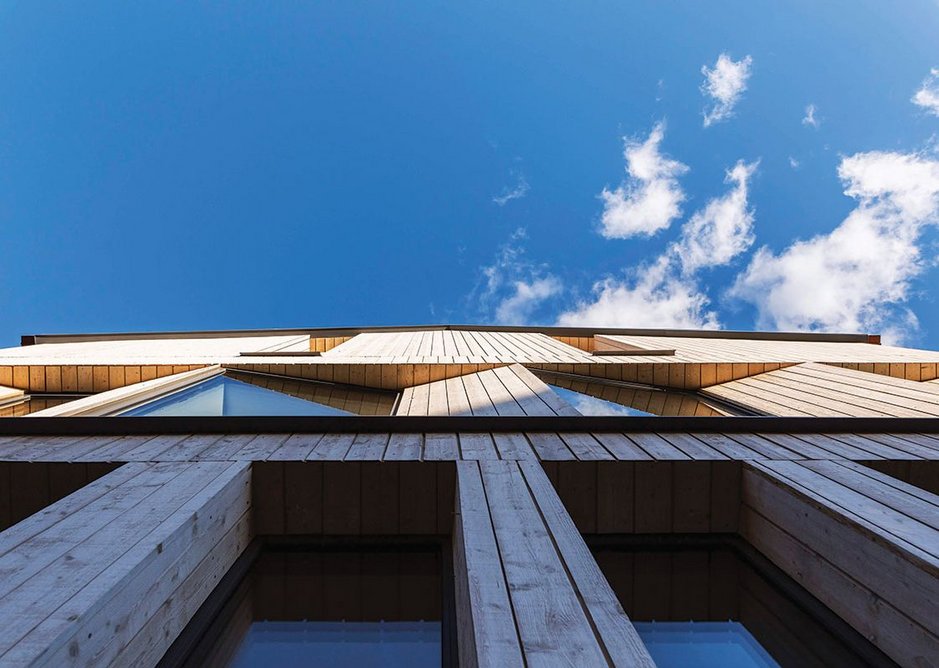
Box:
742, 460, 939, 665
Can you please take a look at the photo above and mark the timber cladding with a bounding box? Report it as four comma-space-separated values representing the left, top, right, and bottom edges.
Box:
0, 364, 206, 393
0, 461, 120, 531
542, 460, 740, 534
251, 461, 455, 536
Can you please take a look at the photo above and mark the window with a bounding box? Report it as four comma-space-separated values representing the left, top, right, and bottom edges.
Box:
119, 373, 397, 417
0, 395, 83, 417
536, 371, 735, 417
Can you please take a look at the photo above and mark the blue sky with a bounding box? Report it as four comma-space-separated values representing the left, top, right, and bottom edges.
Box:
1, 1, 938, 347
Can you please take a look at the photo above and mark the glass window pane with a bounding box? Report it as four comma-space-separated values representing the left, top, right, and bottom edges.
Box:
549, 384, 653, 416
120, 376, 358, 416
539, 372, 728, 417
171, 549, 445, 668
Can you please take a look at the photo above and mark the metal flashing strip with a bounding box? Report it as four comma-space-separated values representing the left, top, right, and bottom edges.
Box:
237, 351, 322, 357
0, 415, 937, 435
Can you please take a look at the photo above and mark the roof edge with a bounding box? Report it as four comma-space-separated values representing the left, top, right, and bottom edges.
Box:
20, 324, 876, 346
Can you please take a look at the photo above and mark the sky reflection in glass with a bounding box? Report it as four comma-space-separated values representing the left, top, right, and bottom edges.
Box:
121, 375, 353, 416
548, 384, 653, 416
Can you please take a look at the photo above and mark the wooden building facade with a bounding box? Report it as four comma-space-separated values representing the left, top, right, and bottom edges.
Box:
0, 325, 938, 667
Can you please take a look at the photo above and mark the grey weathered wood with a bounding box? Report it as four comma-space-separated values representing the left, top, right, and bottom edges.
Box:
519, 460, 656, 667
0, 461, 252, 666
479, 460, 609, 666
453, 462, 524, 668
743, 461, 939, 663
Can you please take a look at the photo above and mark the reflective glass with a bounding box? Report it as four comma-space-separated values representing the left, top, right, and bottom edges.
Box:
169, 549, 445, 668
120, 376, 354, 416
540, 372, 727, 416
635, 621, 778, 668
227, 621, 440, 668
0, 396, 80, 417
549, 384, 653, 416
594, 545, 895, 667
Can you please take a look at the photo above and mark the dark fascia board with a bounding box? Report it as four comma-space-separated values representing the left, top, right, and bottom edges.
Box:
21, 324, 878, 346
1, 415, 935, 436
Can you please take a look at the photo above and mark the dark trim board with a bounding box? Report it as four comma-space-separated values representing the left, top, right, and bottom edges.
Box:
22, 324, 876, 346
2, 415, 939, 436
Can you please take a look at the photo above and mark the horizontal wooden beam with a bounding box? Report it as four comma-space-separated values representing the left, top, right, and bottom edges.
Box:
2, 415, 939, 436
741, 460, 939, 665
0, 460, 252, 666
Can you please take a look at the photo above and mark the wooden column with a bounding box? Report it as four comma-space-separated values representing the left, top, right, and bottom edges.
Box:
453, 459, 654, 667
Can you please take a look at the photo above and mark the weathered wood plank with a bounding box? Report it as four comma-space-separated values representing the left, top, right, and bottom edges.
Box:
453, 462, 524, 668
519, 460, 655, 667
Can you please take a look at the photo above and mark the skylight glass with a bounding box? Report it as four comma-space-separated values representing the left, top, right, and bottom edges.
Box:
120, 375, 356, 416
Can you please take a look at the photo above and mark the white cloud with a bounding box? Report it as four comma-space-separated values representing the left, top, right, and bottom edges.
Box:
557, 256, 720, 329
675, 160, 759, 274
732, 150, 939, 342
492, 172, 530, 206
495, 276, 562, 324
802, 103, 820, 128
559, 158, 760, 329
912, 68, 939, 116
789, 156, 800, 169
701, 53, 753, 127
473, 228, 562, 325
599, 122, 688, 238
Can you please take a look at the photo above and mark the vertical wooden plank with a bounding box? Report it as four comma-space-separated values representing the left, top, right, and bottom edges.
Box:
284, 462, 323, 535
28, 367, 46, 392
710, 461, 740, 532
323, 462, 361, 535
47, 463, 86, 500
634, 462, 672, 533
92, 366, 109, 392
557, 462, 597, 533
597, 462, 635, 533
437, 462, 455, 535
452, 461, 524, 668
361, 462, 400, 535
44, 367, 62, 393
399, 463, 436, 535
252, 462, 285, 534
61, 367, 78, 392
108, 366, 125, 390
672, 461, 710, 532
0, 463, 11, 530
12, 366, 29, 391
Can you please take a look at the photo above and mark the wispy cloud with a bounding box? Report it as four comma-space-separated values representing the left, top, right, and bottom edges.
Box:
789, 156, 800, 169
599, 122, 688, 238
701, 53, 753, 127
675, 160, 759, 274
495, 276, 562, 324
492, 172, 530, 206
912, 68, 939, 116
802, 103, 820, 128
557, 255, 720, 329
471, 228, 562, 325
559, 158, 759, 328
731, 149, 939, 343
